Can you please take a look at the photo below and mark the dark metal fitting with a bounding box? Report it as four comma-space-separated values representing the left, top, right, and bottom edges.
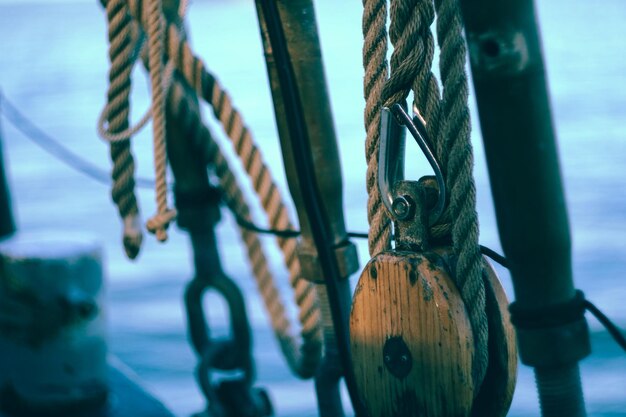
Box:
214, 379, 273, 417
391, 195, 414, 220
515, 318, 590, 368
297, 240, 359, 284
174, 184, 222, 231
510, 290, 591, 367
534, 364, 586, 417
392, 180, 432, 252
467, 30, 530, 76
378, 103, 445, 226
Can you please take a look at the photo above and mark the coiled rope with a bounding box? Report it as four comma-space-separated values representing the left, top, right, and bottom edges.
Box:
363, 0, 489, 388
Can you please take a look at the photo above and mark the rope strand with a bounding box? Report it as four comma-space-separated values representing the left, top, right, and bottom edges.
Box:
102, 0, 142, 259
145, 0, 176, 241
432, 0, 488, 386
362, 0, 392, 256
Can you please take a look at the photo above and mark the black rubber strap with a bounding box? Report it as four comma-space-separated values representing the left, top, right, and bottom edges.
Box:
174, 184, 222, 210
509, 290, 586, 329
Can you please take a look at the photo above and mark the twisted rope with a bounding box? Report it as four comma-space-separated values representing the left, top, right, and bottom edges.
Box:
167, 79, 322, 378
101, 0, 142, 259
142, 13, 305, 287
99, 0, 322, 378
362, 0, 391, 256
433, 0, 488, 387
145, 0, 176, 241
136, 1, 321, 376
365, 0, 489, 388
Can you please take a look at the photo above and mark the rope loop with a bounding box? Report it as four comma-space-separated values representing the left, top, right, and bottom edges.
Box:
145, 208, 177, 242
98, 98, 152, 143
100, 0, 179, 248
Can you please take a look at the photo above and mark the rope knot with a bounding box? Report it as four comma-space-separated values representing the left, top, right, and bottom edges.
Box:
123, 213, 143, 259
146, 208, 177, 242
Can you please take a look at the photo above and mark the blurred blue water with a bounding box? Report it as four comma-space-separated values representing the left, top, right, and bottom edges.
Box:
0, 0, 624, 416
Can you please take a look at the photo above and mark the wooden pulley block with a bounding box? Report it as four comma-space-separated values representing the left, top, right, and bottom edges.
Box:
434, 250, 518, 417
349, 180, 517, 417
349, 251, 516, 417
350, 247, 473, 417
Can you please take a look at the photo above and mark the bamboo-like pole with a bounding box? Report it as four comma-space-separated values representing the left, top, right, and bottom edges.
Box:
254, 1, 363, 416
457, 1, 590, 416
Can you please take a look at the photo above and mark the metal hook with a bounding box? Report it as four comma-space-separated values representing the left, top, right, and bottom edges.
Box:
378, 103, 446, 225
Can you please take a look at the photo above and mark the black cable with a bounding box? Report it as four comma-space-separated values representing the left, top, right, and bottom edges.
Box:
479, 245, 509, 268
232, 209, 515, 263
234, 214, 300, 238
0, 91, 156, 189
232, 208, 368, 240
476, 247, 625, 351
347, 231, 369, 240
584, 300, 626, 352
257, 2, 367, 415
481, 245, 626, 352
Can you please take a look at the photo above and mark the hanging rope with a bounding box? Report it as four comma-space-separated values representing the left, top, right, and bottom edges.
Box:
362, 0, 392, 256
123, 2, 309, 302
364, 0, 489, 388
433, 0, 489, 389
98, 0, 323, 379
144, 0, 176, 241
99, 0, 177, 253
101, 0, 143, 259
98, 61, 175, 144
100, 0, 324, 378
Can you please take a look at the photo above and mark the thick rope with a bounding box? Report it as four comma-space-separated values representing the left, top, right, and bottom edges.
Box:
365, 0, 489, 388
167, 79, 322, 378
101, 0, 143, 259
142, 10, 302, 290
100, 0, 177, 253
144, 0, 176, 241
362, 0, 392, 256
383, 0, 441, 139
117, 0, 322, 378
433, 0, 488, 387
99, 0, 322, 378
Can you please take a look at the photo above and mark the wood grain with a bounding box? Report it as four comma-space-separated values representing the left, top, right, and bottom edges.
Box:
350, 250, 474, 417
433, 249, 517, 417
470, 259, 517, 417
